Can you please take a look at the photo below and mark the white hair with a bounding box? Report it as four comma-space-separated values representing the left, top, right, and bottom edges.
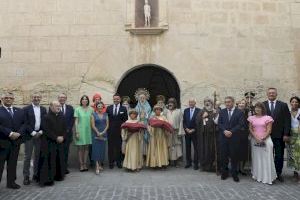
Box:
50, 100, 60, 107
188, 98, 197, 103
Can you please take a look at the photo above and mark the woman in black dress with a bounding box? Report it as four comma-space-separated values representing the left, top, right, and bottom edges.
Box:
237, 99, 250, 175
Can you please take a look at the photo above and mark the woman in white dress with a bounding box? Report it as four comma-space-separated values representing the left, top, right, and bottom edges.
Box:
248, 102, 277, 184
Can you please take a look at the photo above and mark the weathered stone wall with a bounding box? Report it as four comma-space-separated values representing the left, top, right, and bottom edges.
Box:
0, 0, 299, 108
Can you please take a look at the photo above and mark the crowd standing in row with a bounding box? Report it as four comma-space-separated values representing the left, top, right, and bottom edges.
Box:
0, 87, 299, 189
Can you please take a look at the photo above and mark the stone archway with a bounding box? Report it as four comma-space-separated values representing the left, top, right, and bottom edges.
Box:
116, 64, 180, 107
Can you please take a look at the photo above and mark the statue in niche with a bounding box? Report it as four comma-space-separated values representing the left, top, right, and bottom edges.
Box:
144, 0, 151, 27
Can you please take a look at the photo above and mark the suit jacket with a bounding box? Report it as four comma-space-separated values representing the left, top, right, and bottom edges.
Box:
23, 104, 47, 140
61, 104, 74, 141
106, 104, 128, 124
106, 104, 128, 141
0, 106, 27, 147
183, 107, 201, 133
218, 108, 245, 139
263, 100, 291, 138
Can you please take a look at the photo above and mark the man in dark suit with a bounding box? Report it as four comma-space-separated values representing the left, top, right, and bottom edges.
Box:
106, 93, 128, 169
0, 92, 26, 189
263, 87, 291, 182
218, 96, 245, 182
58, 93, 74, 174
23, 92, 47, 185
183, 98, 200, 170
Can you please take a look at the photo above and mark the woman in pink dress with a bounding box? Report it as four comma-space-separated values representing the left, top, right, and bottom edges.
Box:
248, 102, 277, 184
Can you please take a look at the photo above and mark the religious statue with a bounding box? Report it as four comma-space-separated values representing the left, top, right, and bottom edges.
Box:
134, 88, 152, 156
144, 0, 151, 27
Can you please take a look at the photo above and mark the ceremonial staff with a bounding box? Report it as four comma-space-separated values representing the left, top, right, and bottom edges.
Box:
213, 91, 218, 175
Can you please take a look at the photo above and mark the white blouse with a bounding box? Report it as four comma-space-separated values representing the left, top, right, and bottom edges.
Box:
291, 108, 300, 128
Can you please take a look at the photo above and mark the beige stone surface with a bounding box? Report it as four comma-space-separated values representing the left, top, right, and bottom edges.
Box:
0, 0, 299, 108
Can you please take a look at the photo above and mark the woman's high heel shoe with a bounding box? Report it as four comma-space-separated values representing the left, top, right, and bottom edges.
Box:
80, 166, 85, 172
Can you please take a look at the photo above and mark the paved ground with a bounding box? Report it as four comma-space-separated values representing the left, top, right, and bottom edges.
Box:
0, 162, 299, 200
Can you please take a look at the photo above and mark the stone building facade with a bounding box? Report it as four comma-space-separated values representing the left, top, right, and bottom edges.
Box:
0, 0, 300, 107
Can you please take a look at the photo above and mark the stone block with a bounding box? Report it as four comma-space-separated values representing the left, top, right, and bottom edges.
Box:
30, 25, 69, 36
222, 1, 239, 10
41, 51, 62, 62
292, 14, 300, 28
247, 2, 261, 11
75, 12, 96, 25
178, 23, 197, 34
62, 51, 94, 63
57, 0, 76, 11
12, 51, 40, 63
52, 13, 75, 25
209, 12, 228, 24
291, 3, 300, 14
35, 0, 57, 12
262, 2, 277, 12
254, 15, 269, 25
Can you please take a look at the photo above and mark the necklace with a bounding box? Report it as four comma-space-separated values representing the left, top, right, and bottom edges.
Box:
291, 110, 298, 118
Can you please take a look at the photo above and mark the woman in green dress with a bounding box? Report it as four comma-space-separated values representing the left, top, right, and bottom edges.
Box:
74, 95, 93, 172
288, 96, 300, 182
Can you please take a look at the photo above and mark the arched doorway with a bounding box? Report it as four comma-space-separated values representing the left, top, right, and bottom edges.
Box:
116, 64, 180, 107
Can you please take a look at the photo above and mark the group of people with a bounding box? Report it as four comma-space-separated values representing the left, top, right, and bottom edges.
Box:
0, 87, 299, 190
0, 92, 72, 188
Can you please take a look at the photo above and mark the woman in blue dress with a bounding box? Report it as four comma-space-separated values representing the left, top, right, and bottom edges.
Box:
91, 102, 109, 175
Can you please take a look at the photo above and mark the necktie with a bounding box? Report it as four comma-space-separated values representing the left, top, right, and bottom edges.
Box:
228, 109, 232, 121
114, 105, 118, 116
7, 107, 14, 117
270, 101, 275, 115
61, 106, 65, 115
190, 108, 194, 120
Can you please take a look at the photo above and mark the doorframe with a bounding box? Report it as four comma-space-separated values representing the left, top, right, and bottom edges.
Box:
115, 63, 181, 106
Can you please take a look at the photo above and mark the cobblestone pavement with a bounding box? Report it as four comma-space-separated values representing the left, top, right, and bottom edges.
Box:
0, 162, 299, 200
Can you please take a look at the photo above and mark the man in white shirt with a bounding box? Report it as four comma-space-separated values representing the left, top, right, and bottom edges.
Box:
23, 92, 47, 185
106, 94, 128, 169
58, 93, 74, 174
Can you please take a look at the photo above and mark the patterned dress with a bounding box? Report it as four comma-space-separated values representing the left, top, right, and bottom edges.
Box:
287, 109, 300, 171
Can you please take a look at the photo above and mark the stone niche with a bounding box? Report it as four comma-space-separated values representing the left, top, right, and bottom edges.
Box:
135, 0, 158, 27
125, 0, 168, 35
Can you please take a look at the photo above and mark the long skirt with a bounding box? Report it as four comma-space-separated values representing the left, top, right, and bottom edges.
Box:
287, 128, 300, 172
251, 137, 277, 184
91, 135, 106, 163
38, 140, 65, 185
123, 132, 143, 170
146, 127, 169, 168
168, 130, 183, 161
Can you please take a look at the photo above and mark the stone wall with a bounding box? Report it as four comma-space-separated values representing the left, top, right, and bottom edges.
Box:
0, 0, 299, 108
